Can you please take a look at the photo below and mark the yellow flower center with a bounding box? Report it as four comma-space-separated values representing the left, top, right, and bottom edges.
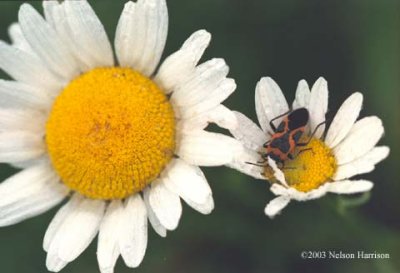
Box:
266, 138, 337, 192
46, 67, 175, 200
284, 138, 337, 192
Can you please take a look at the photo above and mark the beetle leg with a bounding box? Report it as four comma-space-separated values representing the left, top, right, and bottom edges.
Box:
297, 120, 326, 146
263, 140, 271, 147
296, 148, 313, 157
257, 150, 266, 157
281, 166, 296, 170
312, 120, 327, 137
245, 161, 266, 167
269, 109, 291, 132
269, 122, 277, 132
257, 158, 267, 164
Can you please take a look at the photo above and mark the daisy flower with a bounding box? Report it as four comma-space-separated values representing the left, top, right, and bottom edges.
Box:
0, 0, 241, 272
228, 77, 389, 218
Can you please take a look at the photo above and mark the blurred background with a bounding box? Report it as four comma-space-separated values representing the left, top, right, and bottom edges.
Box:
0, 0, 399, 272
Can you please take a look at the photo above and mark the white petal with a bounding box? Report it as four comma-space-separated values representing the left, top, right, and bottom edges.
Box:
143, 188, 167, 237
255, 77, 289, 133
0, 109, 46, 134
9, 154, 49, 170
97, 201, 123, 273
334, 163, 374, 181
296, 186, 329, 201
264, 196, 291, 218
229, 111, 266, 150
0, 183, 67, 227
43, 1, 89, 72
8, 23, 25, 46
163, 159, 212, 207
177, 131, 243, 166
43, 1, 61, 29
333, 146, 389, 180
155, 30, 211, 93
269, 183, 290, 196
270, 183, 330, 201
184, 194, 214, 215
227, 147, 265, 180
328, 180, 373, 194
64, 0, 114, 69
8, 23, 33, 53
206, 105, 238, 130
46, 254, 68, 272
333, 116, 384, 165
308, 77, 328, 138
0, 163, 67, 227
325, 92, 363, 148
297, 185, 330, 200
292, 80, 311, 109
148, 179, 182, 231
46, 198, 105, 272
0, 80, 51, 108
43, 194, 83, 252
119, 194, 148, 268
177, 78, 236, 119
360, 146, 390, 165
0, 41, 63, 92
267, 157, 287, 187
0, 131, 45, 163
115, 0, 168, 76
171, 58, 228, 106
177, 105, 237, 131
18, 4, 79, 80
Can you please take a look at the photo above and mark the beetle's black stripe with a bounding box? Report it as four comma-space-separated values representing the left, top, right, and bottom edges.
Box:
276, 122, 285, 133
270, 133, 290, 153
292, 130, 303, 143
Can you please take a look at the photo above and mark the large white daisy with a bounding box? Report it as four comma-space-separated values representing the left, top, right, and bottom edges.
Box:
228, 77, 389, 218
0, 0, 242, 272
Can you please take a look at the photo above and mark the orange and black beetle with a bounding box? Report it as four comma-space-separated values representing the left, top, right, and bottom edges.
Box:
260, 108, 324, 165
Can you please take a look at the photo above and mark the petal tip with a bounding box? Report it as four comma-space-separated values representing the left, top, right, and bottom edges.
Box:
196, 29, 211, 38
316, 76, 327, 83
18, 3, 35, 19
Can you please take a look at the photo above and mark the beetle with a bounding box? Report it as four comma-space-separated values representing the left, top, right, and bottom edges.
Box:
262, 107, 309, 164
257, 107, 325, 167
245, 107, 325, 169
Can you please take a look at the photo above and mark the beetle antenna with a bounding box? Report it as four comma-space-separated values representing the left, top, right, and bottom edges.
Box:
245, 161, 266, 167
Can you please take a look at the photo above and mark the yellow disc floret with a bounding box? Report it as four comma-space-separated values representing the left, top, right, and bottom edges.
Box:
282, 138, 337, 192
46, 67, 175, 200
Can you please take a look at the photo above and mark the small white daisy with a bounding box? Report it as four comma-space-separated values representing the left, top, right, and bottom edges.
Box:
228, 77, 389, 218
0, 0, 241, 272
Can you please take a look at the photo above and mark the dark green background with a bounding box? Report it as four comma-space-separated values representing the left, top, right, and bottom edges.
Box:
0, 0, 399, 272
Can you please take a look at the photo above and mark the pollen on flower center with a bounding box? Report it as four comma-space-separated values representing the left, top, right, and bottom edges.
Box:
281, 138, 337, 192
46, 67, 175, 200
